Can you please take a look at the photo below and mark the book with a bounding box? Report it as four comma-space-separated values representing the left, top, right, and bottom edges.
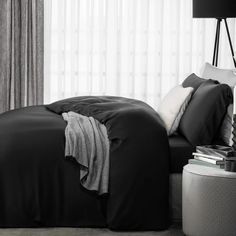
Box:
196, 145, 236, 158
193, 155, 225, 165
225, 156, 236, 161
188, 159, 224, 169
192, 152, 224, 161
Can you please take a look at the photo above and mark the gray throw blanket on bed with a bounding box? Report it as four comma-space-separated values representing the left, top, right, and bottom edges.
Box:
62, 111, 110, 195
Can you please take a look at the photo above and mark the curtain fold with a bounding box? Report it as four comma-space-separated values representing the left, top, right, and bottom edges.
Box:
0, 0, 44, 113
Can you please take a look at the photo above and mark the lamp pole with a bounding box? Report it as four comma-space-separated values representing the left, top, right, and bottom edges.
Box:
212, 18, 236, 68
212, 18, 221, 67
224, 19, 236, 68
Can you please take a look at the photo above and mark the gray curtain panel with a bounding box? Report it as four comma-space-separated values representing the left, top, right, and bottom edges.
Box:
0, 0, 44, 113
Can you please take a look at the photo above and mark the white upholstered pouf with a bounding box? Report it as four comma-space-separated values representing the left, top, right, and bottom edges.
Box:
183, 164, 236, 236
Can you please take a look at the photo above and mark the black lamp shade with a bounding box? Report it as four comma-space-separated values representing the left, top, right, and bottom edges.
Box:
193, 0, 236, 18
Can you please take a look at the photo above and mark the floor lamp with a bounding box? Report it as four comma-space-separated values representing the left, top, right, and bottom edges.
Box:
192, 0, 236, 68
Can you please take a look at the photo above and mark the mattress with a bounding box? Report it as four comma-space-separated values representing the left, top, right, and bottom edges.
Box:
169, 134, 195, 173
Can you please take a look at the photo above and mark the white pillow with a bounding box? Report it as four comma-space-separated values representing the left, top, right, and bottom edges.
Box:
158, 85, 193, 136
201, 62, 236, 145
202, 62, 236, 86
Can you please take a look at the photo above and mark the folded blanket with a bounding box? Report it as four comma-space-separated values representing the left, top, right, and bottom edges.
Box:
62, 111, 110, 195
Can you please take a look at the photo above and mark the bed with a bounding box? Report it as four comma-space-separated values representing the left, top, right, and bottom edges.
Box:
0, 64, 233, 230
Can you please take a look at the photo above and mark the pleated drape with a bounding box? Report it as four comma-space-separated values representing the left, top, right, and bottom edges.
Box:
0, 0, 44, 113
44, 0, 236, 108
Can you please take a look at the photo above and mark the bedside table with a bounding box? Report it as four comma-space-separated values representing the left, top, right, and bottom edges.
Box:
183, 164, 236, 236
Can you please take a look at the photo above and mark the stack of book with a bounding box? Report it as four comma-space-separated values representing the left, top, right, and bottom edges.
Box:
189, 145, 236, 169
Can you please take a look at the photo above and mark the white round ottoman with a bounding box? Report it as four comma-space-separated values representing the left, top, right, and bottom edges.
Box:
183, 164, 236, 236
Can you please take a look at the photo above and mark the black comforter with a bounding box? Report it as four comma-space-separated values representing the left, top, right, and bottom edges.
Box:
0, 96, 170, 230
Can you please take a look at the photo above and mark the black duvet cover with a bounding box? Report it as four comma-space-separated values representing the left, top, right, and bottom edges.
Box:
0, 96, 170, 230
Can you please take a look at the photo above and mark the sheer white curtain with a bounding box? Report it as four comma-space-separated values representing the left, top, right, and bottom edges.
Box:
44, 0, 236, 108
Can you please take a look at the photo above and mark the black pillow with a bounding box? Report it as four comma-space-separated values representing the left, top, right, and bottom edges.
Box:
182, 73, 208, 92
179, 79, 233, 145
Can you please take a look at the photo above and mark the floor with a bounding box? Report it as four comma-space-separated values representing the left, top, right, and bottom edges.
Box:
0, 225, 184, 236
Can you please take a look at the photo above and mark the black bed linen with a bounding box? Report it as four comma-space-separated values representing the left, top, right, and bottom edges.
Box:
168, 134, 195, 173
0, 96, 170, 230
182, 73, 206, 92
179, 80, 232, 145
